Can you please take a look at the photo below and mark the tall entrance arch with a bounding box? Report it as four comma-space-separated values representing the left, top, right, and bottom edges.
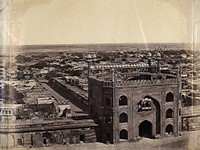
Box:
144, 96, 161, 134
139, 120, 152, 138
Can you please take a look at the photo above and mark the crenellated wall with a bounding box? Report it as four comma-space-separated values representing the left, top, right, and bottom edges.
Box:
115, 78, 178, 87
89, 77, 178, 88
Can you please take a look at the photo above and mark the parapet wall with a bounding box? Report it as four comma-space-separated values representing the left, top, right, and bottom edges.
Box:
89, 77, 113, 87
89, 77, 178, 88
0, 118, 97, 133
115, 78, 178, 87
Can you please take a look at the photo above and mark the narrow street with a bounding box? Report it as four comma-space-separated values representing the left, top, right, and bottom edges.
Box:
40, 82, 85, 115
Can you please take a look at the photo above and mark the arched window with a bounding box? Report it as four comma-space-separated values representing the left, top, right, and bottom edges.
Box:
166, 108, 173, 118
119, 95, 128, 106
120, 129, 128, 140
166, 124, 173, 134
105, 97, 111, 106
119, 113, 128, 123
166, 92, 174, 102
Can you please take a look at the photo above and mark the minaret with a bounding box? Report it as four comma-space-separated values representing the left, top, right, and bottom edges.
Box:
85, 53, 92, 77
156, 52, 161, 73
147, 52, 152, 72
86, 53, 97, 77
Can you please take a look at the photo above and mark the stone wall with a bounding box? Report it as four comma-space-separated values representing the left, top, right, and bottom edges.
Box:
0, 128, 96, 148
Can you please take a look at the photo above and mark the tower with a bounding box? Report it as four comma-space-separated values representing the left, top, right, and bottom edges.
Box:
156, 52, 161, 73
147, 52, 152, 72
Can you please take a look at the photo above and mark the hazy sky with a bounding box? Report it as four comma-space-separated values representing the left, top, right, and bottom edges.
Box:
3, 0, 191, 45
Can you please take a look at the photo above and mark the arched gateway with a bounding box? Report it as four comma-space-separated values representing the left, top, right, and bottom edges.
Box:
139, 120, 152, 138
138, 96, 161, 138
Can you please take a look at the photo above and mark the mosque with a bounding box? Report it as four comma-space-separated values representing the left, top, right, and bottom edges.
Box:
87, 52, 181, 143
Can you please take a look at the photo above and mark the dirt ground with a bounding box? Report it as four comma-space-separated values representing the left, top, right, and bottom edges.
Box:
11, 131, 200, 150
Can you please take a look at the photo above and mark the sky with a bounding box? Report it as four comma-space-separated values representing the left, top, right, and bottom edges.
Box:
1, 0, 192, 46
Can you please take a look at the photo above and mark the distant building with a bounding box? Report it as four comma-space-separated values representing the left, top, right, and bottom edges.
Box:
0, 103, 22, 122
57, 102, 71, 117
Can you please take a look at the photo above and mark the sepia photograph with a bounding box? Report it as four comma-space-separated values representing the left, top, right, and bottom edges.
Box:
0, 0, 200, 149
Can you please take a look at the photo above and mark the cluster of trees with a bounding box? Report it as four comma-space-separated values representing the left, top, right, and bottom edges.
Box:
16, 53, 49, 64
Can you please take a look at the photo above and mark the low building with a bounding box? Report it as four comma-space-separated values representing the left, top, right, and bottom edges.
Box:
0, 118, 97, 148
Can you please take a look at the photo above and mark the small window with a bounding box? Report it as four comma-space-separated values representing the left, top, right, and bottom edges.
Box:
166, 124, 173, 134
166, 92, 174, 102
119, 95, 128, 106
119, 113, 128, 123
166, 108, 173, 118
120, 129, 128, 139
